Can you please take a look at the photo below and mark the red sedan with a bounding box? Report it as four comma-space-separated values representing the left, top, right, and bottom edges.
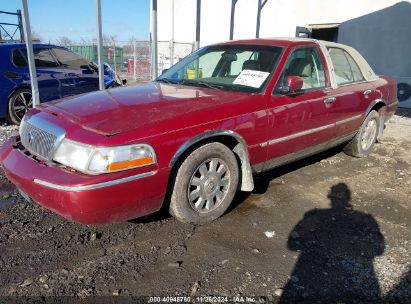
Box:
0, 38, 398, 225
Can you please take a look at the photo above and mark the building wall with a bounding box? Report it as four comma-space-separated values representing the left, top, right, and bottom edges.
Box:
157, 0, 408, 46
336, 1, 411, 107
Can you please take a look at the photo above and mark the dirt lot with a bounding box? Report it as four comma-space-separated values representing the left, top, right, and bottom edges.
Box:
0, 111, 410, 303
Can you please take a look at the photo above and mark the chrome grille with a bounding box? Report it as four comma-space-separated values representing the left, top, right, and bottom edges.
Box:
19, 116, 66, 160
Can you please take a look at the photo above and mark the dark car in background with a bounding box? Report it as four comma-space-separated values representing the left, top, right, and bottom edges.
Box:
0, 43, 123, 124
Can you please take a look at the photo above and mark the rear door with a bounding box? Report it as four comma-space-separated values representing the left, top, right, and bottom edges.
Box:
265, 45, 336, 167
326, 47, 373, 137
51, 47, 99, 95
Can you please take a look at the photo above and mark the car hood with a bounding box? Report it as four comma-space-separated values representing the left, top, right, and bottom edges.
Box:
41, 82, 249, 136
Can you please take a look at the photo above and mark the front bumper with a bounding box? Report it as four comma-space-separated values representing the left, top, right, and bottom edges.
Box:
0, 137, 169, 224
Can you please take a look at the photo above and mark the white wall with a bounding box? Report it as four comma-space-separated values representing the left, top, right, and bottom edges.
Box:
157, 0, 409, 46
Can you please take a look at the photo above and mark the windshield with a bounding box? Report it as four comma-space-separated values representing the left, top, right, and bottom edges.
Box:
156, 44, 283, 93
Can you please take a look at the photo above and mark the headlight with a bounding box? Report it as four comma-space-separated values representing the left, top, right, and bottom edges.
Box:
53, 139, 156, 174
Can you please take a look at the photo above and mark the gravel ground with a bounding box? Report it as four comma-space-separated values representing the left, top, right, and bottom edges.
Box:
0, 111, 410, 303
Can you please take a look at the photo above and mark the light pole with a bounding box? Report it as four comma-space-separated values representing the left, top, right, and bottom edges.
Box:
96, 0, 104, 90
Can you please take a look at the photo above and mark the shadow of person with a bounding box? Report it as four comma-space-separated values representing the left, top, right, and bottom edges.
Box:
385, 266, 411, 303
279, 183, 385, 303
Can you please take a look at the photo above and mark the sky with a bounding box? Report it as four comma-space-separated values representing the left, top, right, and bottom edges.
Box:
0, 0, 150, 44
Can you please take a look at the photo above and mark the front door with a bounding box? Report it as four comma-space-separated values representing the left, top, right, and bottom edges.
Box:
264, 45, 337, 170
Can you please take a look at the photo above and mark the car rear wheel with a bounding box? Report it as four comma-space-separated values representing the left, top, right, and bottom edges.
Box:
344, 110, 380, 157
169, 142, 239, 225
7, 89, 33, 125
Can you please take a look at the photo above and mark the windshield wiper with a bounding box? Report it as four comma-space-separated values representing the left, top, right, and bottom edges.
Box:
178, 79, 225, 90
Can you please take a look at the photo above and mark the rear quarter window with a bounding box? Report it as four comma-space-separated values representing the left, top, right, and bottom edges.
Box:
12, 49, 28, 67
12, 47, 60, 68
328, 47, 364, 85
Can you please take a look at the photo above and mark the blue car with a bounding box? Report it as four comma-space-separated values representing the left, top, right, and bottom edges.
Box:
0, 43, 121, 124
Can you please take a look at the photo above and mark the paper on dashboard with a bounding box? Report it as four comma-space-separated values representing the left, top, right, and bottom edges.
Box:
233, 69, 270, 88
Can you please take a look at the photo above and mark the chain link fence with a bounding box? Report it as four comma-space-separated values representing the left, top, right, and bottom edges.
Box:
47, 37, 194, 83
123, 40, 194, 82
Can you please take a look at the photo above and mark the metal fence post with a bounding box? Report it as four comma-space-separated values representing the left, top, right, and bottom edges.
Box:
133, 40, 137, 81
256, 0, 269, 38
170, 0, 175, 66
230, 0, 238, 40
150, 0, 158, 80
96, 0, 105, 90
21, 0, 40, 108
113, 39, 117, 75
195, 0, 201, 50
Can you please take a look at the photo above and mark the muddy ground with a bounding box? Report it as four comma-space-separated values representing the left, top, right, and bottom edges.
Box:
0, 112, 410, 303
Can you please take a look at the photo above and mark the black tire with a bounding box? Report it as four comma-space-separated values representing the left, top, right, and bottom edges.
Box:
344, 110, 380, 157
169, 142, 239, 225
7, 89, 33, 125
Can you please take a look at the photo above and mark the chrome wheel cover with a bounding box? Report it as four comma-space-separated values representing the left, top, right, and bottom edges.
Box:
361, 118, 378, 151
188, 158, 230, 213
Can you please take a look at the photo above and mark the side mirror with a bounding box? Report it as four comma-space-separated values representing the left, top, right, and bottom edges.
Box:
122, 79, 127, 85
286, 76, 303, 93
277, 76, 303, 94
161, 68, 169, 75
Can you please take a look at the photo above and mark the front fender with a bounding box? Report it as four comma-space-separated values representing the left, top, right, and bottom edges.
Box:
169, 130, 254, 192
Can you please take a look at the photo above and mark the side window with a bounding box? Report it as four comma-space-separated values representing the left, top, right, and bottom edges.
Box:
345, 52, 364, 82
12, 49, 28, 67
328, 47, 364, 85
52, 48, 91, 69
275, 46, 326, 92
33, 48, 59, 68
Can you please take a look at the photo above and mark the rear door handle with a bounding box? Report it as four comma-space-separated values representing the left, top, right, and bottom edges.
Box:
363, 89, 372, 97
324, 97, 336, 104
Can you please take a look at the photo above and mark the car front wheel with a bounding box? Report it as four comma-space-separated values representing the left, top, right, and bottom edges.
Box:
344, 110, 380, 157
169, 142, 239, 225
7, 89, 33, 125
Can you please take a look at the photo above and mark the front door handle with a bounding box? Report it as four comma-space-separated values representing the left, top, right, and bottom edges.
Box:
363, 89, 372, 97
324, 97, 336, 104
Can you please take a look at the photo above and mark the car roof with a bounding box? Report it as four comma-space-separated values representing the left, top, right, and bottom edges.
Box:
218, 37, 319, 47
217, 37, 358, 49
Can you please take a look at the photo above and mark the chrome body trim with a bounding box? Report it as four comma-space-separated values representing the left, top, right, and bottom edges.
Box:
19, 115, 66, 161
256, 132, 356, 173
260, 114, 363, 147
169, 130, 254, 192
33, 170, 158, 192
335, 114, 363, 125
262, 123, 334, 147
